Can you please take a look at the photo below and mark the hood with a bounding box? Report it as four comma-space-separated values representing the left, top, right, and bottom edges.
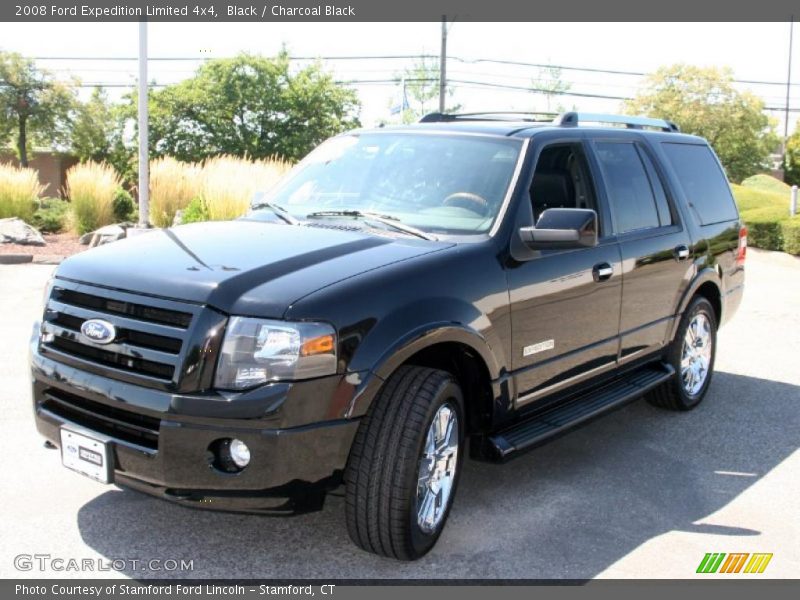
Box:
55, 221, 452, 317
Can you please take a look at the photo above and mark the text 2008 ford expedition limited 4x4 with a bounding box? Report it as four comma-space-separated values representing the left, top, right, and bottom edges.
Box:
30, 112, 745, 560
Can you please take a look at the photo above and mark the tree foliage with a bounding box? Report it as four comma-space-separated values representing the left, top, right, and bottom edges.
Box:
624, 64, 778, 183
71, 87, 115, 161
393, 57, 459, 123
784, 127, 800, 186
0, 51, 75, 166
531, 65, 571, 114
133, 52, 360, 162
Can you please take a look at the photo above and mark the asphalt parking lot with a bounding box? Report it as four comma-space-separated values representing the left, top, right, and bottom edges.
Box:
0, 248, 797, 580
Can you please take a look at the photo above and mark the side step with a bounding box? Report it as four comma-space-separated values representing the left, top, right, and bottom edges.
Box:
488, 363, 675, 460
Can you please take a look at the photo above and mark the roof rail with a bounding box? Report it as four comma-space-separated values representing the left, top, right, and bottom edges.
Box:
419, 111, 557, 123
553, 112, 680, 132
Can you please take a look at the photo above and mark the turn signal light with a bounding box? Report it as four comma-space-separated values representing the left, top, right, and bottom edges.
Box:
300, 334, 335, 357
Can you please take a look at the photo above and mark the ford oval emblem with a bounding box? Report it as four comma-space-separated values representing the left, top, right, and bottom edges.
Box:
80, 319, 117, 345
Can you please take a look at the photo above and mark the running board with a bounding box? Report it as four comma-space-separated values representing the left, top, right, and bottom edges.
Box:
487, 363, 675, 460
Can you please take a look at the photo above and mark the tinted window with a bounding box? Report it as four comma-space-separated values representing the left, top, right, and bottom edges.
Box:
638, 149, 673, 226
255, 133, 523, 235
529, 144, 597, 223
662, 143, 739, 225
594, 142, 660, 233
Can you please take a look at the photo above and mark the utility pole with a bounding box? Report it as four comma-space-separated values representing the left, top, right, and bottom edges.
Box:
439, 15, 447, 114
137, 20, 150, 228
783, 16, 794, 162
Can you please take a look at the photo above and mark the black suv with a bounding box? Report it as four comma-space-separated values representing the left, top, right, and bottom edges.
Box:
30, 112, 746, 560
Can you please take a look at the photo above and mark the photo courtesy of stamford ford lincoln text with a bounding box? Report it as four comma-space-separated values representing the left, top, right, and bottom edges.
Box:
0, 1, 798, 597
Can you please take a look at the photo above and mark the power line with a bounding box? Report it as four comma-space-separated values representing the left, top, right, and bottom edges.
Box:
5, 76, 798, 112
26, 53, 800, 88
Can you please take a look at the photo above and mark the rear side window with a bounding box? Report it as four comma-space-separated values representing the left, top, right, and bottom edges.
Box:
594, 141, 660, 233
661, 143, 739, 225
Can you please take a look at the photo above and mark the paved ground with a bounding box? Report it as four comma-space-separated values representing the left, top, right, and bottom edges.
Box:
0, 249, 797, 580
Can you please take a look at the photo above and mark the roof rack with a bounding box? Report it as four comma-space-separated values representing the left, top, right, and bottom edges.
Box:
419, 111, 558, 123
553, 112, 680, 132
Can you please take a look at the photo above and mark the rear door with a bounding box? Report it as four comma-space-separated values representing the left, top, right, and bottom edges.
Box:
588, 137, 693, 364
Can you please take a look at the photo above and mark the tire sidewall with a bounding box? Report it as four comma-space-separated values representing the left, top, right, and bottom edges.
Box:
407, 380, 465, 557
672, 298, 717, 409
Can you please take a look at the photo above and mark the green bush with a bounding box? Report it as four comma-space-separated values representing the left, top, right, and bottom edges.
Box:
31, 198, 71, 233
781, 219, 800, 255
746, 220, 783, 251
112, 188, 135, 222
180, 196, 209, 224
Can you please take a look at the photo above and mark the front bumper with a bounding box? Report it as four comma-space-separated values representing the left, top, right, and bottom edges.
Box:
31, 347, 360, 513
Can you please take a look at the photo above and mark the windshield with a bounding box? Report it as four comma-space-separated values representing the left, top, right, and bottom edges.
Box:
250, 132, 523, 236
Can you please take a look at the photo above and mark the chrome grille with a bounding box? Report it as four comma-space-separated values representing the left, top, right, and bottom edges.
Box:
40, 281, 202, 389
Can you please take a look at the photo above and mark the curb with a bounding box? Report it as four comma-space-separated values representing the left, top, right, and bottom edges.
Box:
0, 254, 33, 264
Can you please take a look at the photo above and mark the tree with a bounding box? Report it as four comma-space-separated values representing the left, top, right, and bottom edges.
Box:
624, 64, 778, 183
71, 87, 115, 161
0, 52, 75, 166
784, 127, 800, 186
531, 65, 571, 113
393, 57, 459, 123
133, 52, 360, 163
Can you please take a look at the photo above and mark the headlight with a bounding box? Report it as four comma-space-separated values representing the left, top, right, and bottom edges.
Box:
214, 317, 337, 390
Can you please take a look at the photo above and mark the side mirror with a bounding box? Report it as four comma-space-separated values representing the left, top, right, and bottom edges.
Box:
519, 208, 598, 250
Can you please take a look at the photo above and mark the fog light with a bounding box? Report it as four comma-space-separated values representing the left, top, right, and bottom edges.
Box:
209, 438, 251, 473
229, 439, 251, 468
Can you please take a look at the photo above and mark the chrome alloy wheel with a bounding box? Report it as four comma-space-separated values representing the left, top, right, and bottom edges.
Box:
416, 403, 459, 533
681, 313, 713, 396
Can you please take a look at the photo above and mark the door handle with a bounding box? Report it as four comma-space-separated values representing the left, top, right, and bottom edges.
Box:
592, 263, 613, 282
674, 245, 690, 261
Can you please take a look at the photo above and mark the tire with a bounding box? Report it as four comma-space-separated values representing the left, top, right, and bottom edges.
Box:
344, 365, 465, 560
648, 296, 717, 411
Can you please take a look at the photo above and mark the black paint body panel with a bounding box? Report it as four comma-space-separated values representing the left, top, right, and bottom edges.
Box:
30, 122, 745, 508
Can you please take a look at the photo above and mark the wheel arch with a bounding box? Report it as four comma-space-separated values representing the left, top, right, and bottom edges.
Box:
347, 324, 504, 435
668, 267, 723, 341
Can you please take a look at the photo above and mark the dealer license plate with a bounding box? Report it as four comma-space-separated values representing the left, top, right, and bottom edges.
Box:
60, 427, 113, 484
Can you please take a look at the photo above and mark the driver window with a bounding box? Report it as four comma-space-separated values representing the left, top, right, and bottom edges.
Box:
530, 144, 597, 226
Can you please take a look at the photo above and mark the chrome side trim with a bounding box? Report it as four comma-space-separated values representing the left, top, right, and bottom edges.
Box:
515, 359, 617, 408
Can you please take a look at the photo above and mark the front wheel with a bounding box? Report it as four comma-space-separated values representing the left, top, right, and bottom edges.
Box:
648, 296, 717, 411
344, 366, 464, 560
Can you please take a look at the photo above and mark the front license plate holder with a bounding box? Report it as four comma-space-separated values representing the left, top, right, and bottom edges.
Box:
60, 427, 113, 484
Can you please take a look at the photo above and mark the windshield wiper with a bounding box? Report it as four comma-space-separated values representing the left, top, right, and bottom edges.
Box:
249, 195, 300, 225
305, 210, 436, 241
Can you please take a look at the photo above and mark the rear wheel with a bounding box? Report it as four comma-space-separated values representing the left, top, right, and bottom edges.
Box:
648, 296, 717, 411
344, 365, 464, 560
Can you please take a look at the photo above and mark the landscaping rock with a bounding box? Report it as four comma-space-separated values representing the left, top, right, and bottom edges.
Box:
89, 224, 127, 248
78, 232, 94, 245
172, 210, 184, 226
0, 218, 46, 246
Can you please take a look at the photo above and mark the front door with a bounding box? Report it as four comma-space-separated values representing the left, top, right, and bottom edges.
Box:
507, 141, 623, 407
